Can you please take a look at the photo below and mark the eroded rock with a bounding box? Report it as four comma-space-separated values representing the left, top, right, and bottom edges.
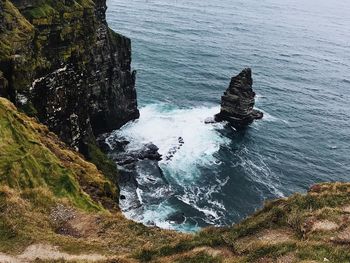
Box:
0, 0, 139, 152
215, 68, 263, 128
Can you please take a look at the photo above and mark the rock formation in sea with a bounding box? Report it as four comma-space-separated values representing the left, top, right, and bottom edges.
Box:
215, 68, 263, 128
0, 0, 139, 151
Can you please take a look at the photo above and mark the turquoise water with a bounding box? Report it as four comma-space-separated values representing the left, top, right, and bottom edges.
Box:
106, 0, 350, 231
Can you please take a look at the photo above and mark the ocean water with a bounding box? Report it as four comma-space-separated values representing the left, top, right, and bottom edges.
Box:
106, 0, 350, 231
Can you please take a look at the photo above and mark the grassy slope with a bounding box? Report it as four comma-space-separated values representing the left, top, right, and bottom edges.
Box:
0, 98, 184, 259
0, 96, 110, 251
1, 97, 350, 262
133, 186, 350, 263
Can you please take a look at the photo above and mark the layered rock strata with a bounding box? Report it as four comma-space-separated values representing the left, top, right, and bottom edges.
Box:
0, 0, 139, 151
215, 68, 263, 128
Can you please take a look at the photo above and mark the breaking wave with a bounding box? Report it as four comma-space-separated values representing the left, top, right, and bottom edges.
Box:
111, 104, 231, 231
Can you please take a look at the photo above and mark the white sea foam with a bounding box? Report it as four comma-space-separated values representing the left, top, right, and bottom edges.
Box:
136, 188, 144, 204
114, 104, 230, 182
123, 200, 201, 232
113, 104, 230, 230
114, 103, 284, 231
238, 147, 284, 198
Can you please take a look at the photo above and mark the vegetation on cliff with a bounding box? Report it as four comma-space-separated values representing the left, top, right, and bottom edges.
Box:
1, 97, 350, 262
0, 0, 139, 153
0, 0, 140, 209
0, 97, 181, 260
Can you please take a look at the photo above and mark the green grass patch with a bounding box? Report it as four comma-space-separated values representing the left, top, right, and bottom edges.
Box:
0, 98, 104, 211
84, 142, 120, 199
23, 3, 57, 19
298, 244, 350, 263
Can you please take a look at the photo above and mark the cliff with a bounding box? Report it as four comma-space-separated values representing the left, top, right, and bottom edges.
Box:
0, 0, 139, 152
1, 98, 350, 262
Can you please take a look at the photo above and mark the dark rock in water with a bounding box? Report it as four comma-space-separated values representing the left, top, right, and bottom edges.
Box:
138, 143, 162, 161
204, 117, 216, 124
145, 143, 159, 152
167, 212, 186, 224
118, 169, 139, 187
110, 141, 162, 165
118, 159, 172, 212
116, 156, 137, 166
120, 195, 126, 200
215, 68, 263, 128
105, 137, 130, 152
164, 138, 185, 162
96, 133, 116, 153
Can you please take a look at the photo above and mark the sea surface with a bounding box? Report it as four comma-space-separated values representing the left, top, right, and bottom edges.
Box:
106, 0, 350, 232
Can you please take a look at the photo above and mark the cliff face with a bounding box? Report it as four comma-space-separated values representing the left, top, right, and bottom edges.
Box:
0, 0, 139, 151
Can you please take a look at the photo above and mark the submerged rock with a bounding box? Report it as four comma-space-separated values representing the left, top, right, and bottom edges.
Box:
98, 134, 130, 153
167, 212, 186, 224
164, 138, 184, 162
204, 117, 216, 124
215, 68, 263, 128
118, 159, 172, 211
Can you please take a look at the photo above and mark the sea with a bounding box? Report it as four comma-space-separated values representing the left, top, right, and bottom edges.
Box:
106, 0, 350, 232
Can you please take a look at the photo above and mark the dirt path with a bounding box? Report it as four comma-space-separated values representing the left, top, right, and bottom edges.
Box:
0, 244, 106, 262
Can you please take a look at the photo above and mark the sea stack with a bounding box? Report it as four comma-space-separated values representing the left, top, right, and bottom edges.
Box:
215, 68, 263, 128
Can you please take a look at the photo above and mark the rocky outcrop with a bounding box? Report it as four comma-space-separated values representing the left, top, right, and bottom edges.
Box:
0, 71, 8, 95
215, 68, 263, 128
0, 0, 139, 151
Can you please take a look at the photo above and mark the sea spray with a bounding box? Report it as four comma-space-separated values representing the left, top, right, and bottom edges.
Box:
109, 104, 231, 231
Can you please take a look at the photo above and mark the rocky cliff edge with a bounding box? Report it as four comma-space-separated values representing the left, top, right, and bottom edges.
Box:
0, 0, 139, 152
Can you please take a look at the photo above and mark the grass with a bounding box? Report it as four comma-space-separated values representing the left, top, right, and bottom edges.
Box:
175, 252, 222, 263
245, 242, 297, 262
0, 98, 186, 258
83, 142, 120, 200
297, 243, 350, 263
23, 3, 57, 19
0, 0, 34, 61
0, 97, 116, 251
22, 0, 94, 20
0, 98, 110, 211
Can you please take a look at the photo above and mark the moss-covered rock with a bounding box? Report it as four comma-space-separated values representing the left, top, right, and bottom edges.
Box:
0, 0, 139, 153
